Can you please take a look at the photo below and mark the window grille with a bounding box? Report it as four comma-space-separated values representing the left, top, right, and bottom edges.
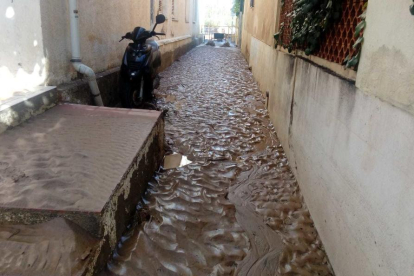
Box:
278, 0, 368, 65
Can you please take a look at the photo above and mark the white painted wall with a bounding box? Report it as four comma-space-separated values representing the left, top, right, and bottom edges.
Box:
357, 0, 414, 116
291, 58, 414, 276
0, 1, 46, 100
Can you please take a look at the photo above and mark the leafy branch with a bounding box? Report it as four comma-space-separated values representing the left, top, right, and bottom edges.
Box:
343, 2, 367, 69
232, 0, 242, 15
274, 0, 343, 54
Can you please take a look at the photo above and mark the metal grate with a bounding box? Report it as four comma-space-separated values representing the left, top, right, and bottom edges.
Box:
314, 0, 367, 64
278, 0, 367, 65
278, 0, 294, 48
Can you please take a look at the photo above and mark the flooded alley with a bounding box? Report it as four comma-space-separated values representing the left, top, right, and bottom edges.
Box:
101, 45, 334, 276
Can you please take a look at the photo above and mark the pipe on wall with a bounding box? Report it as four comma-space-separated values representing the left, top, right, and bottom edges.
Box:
69, 0, 104, 106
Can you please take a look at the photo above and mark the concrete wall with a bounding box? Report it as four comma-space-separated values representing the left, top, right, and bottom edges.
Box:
58, 36, 198, 106
155, 0, 200, 38
241, 0, 414, 275
0, 0, 199, 99
357, 0, 414, 116
0, 0, 46, 100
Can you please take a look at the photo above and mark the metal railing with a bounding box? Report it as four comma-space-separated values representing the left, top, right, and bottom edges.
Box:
201, 25, 239, 44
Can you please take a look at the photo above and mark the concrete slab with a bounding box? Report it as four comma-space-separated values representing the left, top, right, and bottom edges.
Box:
0, 104, 164, 241
0, 86, 58, 134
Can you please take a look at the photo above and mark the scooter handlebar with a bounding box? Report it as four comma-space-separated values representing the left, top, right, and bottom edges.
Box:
151, 31, 166, 36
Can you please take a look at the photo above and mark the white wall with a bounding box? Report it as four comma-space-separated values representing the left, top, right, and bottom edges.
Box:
242, 0, 414, 275
291, 58, 414, 276
357, 0, 414, 116
0, 1, 46, 100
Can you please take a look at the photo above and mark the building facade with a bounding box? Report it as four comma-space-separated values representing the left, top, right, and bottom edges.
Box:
0, 0, 200, 103
239, 0, 414, 275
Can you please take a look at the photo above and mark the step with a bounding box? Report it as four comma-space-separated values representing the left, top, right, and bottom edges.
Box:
0, 104, 165, 274
0, 86, 58, 134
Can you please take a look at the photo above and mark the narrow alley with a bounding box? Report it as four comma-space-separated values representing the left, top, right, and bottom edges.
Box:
101, 45, 333, 276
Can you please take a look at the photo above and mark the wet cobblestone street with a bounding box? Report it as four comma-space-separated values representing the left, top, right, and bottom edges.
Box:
101, 45, 334, 276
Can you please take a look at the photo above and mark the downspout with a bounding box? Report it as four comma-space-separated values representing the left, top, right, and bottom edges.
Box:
69, 0, 104, 106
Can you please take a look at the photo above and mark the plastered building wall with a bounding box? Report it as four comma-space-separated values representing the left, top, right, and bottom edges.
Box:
0, 0, 199, 97
240, 0, 414, 275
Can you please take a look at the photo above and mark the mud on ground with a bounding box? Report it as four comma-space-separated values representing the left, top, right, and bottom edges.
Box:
101, 46, 334, 276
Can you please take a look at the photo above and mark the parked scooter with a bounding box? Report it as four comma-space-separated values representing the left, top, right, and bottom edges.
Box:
119, 14, 166, 109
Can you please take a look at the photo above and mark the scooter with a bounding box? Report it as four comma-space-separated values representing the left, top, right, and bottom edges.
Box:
119, 14, 166, 108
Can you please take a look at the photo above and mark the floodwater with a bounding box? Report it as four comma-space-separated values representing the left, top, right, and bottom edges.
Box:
101, 45, 334, 276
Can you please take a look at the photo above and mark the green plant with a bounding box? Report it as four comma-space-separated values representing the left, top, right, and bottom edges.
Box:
343, 2, 367, 69
274, 0, 343, 54
232, 0, 242, 15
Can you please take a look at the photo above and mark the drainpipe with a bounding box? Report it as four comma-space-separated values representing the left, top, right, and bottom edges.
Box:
69, 0, 104, 106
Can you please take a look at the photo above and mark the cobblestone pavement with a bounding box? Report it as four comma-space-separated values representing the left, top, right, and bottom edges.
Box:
101, 45, 334, 276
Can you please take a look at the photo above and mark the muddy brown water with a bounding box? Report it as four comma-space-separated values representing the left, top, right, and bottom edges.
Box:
100, 46, 334, 276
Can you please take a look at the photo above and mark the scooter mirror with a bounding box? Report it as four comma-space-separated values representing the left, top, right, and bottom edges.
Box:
156, 14, 166, 24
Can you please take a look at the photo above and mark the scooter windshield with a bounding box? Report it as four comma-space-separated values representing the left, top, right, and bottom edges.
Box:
132, 27, 151, 42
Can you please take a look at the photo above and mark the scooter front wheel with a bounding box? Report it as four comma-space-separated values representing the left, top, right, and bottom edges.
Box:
119, 76, 144, 108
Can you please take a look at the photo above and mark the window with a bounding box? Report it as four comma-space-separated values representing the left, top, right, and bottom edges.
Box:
250, 0, 254, 8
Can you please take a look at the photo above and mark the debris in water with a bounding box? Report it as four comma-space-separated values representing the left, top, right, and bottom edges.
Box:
163, 153, 193, 169
206, 40, 216, 46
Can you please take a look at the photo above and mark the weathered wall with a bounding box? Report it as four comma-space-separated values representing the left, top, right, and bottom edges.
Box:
240, 0, 280, 61
154, 0, 200, 39
291, 58, 414, 276
1, 0, 199, 98
58, 36, 198, 106
40, 0, 151, 85
241, 0, 279, 46
357, 0, 414, 116
241, 0, 414, 275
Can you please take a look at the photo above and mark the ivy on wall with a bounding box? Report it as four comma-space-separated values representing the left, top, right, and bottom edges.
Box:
274, 0, 343, 55
343, 2, 367, 69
